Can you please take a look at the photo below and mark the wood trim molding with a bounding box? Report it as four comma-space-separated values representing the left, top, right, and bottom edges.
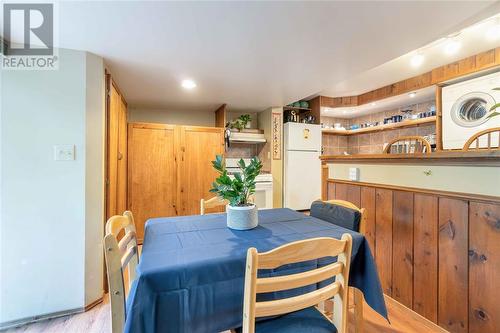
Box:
326, 178, 500, 204
214, 104, 227, 128
311, 47, 500, 108
320, 150, 500, 166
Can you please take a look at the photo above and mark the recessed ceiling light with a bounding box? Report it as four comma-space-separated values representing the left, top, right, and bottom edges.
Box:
370, 102, 376, 106
443, 38, 461, 55
485, 19, 500, 41
181, 79, 196, 89
410, 53, 424, 67
409, 92, 416, 98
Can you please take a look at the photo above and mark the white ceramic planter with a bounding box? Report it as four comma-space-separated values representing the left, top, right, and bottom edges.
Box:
226, 204, 258, 230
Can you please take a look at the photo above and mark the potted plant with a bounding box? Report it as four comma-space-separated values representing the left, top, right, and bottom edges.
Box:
239, 114, 252, 129
210, 155, 262, 230
226, 114, 252, 131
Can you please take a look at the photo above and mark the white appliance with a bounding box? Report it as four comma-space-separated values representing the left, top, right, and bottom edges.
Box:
442, 71, 500, 149
283, 123, 322, 210
225, 158, 273, 209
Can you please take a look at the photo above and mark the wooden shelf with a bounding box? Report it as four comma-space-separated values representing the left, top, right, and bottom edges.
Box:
322, 116, 436, 136
283, 106, 312, 112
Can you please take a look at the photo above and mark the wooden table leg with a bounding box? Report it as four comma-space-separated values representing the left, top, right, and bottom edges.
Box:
353, 288, 364, 333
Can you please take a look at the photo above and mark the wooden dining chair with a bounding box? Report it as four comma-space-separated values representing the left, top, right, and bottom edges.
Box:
314, 199, 366, 333
462, 127, 500, 151
383, 136, 431, 154
104, 211, 139, 333
200, 196, 229, 215
240, 235, 353, 333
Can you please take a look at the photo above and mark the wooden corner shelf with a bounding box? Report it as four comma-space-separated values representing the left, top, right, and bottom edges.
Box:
321, 116, 436, 136
283, 106, 312, 112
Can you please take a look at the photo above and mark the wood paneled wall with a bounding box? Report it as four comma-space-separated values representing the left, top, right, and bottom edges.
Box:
310, 47, 500, 109
326, 179, 500, 333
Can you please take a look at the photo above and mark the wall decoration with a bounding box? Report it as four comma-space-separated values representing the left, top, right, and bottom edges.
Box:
272, 112, 282, 160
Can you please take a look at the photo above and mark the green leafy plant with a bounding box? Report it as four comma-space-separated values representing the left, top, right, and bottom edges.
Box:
488, 88, 500, 119
238, 114, 252, 127
226, 114, 252, 131
210, 155, 262, 207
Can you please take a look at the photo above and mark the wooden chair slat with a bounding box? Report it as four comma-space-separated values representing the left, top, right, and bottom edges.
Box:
118, 230, 137, 252
121, 245, 138, 269
200, 196, 228, 215
258, 237, 346, 270
463, 127, 500, 151
255, 282, 341, 318
256, 262, 343, 293
383, 136, 431, 154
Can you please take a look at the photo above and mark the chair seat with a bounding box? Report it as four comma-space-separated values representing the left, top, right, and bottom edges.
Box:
235, 306, 337, 333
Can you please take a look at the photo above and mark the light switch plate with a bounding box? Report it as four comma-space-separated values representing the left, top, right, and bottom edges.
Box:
54, 145, 75, 161
348, 167, 360, 181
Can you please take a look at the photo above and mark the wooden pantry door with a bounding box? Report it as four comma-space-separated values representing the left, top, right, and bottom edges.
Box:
177, 126, 225, 215
128, 123, 178, 242
106, 77, 128, 220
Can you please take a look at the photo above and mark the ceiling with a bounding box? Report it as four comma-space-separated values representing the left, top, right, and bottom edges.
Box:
33, 1, 500, 111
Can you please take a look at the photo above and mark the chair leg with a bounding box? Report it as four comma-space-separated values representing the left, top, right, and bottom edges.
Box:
353, 288, 364, 333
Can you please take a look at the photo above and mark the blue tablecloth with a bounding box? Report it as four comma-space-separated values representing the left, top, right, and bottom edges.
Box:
124, 208, 387, 333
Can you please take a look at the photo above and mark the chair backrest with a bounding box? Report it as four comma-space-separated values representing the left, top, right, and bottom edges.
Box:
200, 196, 228, 215
383, 136, 431, 154
324, 199, 367, 235
242, 235, 353, 333
104, 211, 139, 333
463, 127, 500, 151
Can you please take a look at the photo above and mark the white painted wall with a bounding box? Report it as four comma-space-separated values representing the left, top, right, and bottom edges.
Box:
328, 163, 500, 197
0, 49, 105, 325
128, 107, 214, 126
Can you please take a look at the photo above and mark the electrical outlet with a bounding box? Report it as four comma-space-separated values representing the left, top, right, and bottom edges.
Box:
54, 145, 75, 161
348, 167, 360, 181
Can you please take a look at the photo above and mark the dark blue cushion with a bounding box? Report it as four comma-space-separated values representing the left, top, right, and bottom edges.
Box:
235, 307, 337, 333
310, 200, 361, 232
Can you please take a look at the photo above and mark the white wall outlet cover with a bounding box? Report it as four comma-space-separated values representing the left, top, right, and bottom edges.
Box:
348, 167, 360, 181
54, 144, 75, 161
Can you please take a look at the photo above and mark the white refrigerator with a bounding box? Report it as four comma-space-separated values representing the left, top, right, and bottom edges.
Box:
283, 122, 322, 210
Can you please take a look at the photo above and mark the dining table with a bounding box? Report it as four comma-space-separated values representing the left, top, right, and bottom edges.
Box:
124, 208, 387, 333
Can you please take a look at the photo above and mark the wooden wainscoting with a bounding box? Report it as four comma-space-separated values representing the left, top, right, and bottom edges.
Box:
324, 178, 500, 333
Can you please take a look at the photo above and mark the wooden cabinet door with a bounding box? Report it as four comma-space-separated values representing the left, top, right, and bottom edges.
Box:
128, 123, 177, 242
106, 80, 128, 220
177, 126, 224, 215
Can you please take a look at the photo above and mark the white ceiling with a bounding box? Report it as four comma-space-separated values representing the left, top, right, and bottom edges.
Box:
321, 12, 500, 98
34, 1, 500, 111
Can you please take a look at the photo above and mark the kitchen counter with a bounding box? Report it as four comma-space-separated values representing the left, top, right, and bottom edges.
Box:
320, 150, 500, 166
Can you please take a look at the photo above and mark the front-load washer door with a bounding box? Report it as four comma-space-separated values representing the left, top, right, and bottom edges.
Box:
451, 92, 496, 128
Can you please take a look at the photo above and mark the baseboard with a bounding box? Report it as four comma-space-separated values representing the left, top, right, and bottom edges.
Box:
0, 296, 103, 330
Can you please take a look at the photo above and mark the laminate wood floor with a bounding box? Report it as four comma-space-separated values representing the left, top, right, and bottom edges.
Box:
3, 292, 447, 333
